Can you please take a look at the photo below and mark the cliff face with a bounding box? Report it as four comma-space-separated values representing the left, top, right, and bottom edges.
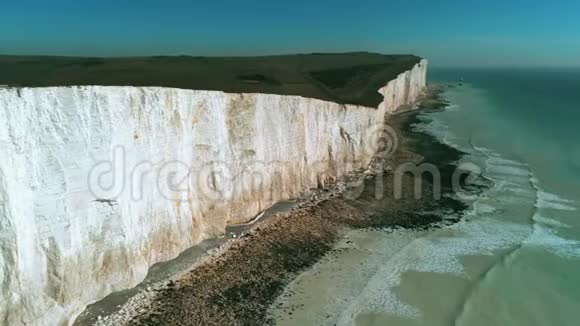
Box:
379, 59, 427, 113
0, 60, 427, 325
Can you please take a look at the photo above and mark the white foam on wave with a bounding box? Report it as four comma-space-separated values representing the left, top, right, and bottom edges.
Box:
486, 163, 530, 177
487, 156, 528, 167
411, 115, 466, 151
471, 144, 496, 157
530, 176, 578, 211
502, 184, 535, 195
526, 177, 579, 258
472, 202, 497, 215
526, 223, 580, 259
534, 214, 572, 229
480, 173, 536, 206
444, 104, 460, 112
476, 147, 532, 181
536, 190, 578, 211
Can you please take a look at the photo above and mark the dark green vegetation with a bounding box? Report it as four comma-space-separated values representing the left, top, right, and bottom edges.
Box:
0, 52, 420, 107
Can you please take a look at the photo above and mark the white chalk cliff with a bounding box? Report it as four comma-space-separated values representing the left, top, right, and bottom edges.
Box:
0, 60, 427, 325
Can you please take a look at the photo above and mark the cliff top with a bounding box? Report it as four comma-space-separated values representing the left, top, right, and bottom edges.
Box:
0, 52, 421, 107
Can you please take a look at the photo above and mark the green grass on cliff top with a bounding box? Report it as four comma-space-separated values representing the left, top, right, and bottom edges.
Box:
0, 52, 420, 107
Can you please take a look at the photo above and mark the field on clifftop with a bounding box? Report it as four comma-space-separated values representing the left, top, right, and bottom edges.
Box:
0, 52, 420, 107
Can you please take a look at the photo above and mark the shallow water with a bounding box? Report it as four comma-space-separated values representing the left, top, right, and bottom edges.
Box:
269, 68, 580, 326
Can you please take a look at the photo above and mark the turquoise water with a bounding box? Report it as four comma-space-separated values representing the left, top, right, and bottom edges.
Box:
419, 68, 580, 325
431, 68, 580, 197
269, 68, 580, 325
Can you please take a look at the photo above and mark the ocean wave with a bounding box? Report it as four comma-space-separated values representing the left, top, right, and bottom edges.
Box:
527, 176, 579, 259
533, 214, 572, 229
535, 190, 578, 211
444, 103, 460, 112
486, 156, 528, 167
471, 144, 496, 157
411, 116, 465, 151
471, 202, 497, 215
485, 163, 531, 177
526, 224, 580, 259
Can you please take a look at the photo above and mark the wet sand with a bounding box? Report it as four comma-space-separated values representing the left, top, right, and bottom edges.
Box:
75, 85, 468, 326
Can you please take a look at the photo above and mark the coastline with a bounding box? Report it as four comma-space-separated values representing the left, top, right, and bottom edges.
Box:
75, 85, 470, 326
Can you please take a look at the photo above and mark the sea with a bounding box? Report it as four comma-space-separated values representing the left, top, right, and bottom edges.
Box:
268, 67, 580, 326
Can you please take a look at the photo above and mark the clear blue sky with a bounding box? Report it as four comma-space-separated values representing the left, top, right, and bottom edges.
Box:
1, 0, 579, 67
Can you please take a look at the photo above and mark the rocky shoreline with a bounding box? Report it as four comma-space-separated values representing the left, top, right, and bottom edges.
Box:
76, 85, 470, 326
